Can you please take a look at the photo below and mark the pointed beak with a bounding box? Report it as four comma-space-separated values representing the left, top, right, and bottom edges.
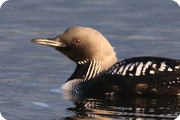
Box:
30, 38, 65, 48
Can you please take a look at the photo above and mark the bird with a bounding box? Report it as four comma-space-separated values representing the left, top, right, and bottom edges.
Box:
30, 26, 180, 96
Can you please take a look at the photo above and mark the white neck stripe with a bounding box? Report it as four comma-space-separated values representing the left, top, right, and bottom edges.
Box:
84, 60, 101, 81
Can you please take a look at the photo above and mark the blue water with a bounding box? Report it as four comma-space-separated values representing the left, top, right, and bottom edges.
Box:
0, 0, 180, 120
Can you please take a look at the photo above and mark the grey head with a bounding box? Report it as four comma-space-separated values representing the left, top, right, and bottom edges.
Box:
30, 26, 117, 73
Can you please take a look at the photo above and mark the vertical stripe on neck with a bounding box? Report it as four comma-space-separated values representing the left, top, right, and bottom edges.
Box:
84, 60, 101, 81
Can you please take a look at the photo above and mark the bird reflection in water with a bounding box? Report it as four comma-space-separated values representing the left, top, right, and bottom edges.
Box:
57, 92, 180, 120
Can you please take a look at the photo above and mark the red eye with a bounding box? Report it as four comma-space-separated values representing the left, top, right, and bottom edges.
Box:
75, 40, 81, 44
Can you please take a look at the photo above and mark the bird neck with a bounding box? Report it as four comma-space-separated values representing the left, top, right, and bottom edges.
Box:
67, 57, 117, 82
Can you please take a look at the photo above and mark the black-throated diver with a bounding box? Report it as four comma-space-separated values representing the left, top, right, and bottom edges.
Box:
30, 26, 180, 96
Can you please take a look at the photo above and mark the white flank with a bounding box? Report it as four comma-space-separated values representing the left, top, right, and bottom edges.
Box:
60, 79, 81, 92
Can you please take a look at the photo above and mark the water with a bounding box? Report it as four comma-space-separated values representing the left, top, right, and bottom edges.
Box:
0, 0, 180, 119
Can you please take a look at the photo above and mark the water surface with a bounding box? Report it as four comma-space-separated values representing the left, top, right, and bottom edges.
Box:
0, 0, 180, 119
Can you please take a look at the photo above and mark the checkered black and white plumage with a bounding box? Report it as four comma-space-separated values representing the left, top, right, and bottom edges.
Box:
62, 57, 180, 96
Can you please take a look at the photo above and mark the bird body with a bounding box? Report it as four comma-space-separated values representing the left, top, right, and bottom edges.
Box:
31, 26, 180, 96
